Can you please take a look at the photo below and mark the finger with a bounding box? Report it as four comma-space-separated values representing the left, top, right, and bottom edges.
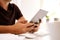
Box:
29, 31, 34, 33
33, 24, 39, 28
25, 23, 34, 28
27, 24, 35, 28
34, 28, 38, 32
26, 26, 34, 32
31, 28, 38, 32
39, 19, 41, 23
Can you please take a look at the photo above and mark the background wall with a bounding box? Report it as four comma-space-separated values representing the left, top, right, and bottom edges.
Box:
11, 0, 40, 21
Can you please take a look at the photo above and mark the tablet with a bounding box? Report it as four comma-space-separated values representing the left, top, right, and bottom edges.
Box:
30, 9, 48, 23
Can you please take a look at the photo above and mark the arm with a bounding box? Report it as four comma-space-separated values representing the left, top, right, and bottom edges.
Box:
0, 24, 25, 34
0, 22, 34, 34
17, 16, 27, 24
0, 25, 14, 34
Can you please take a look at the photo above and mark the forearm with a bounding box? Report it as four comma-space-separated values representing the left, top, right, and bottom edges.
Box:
0, 25, 21, 34
17, 16, 27, 24
0, 25, 13, 33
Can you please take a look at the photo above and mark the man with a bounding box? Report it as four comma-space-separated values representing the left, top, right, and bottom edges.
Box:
0, 0, 40, 34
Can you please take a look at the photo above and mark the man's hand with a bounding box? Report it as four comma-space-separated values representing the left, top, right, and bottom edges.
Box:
29, 23, 40, 33
29, 19, 41, 33
13, 22, 34, 34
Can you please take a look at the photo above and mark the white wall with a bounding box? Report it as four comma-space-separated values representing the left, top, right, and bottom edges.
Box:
20, 0, 40, 21
41, 0, 60, 18
10, 0, 21, 8
11, 0, 40, 21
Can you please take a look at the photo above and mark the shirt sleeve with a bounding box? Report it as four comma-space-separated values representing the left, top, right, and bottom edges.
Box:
13, 4, 23, 20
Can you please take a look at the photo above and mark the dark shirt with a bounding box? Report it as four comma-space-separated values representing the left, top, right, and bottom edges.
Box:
0, 3, 23, 25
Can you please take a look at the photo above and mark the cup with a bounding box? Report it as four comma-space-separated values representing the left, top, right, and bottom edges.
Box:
47, 21, 60, 40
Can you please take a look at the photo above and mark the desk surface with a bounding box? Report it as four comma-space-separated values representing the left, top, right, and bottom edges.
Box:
0, 22, 50, 40
0, 34, 50, 40
24, 35, 50, 40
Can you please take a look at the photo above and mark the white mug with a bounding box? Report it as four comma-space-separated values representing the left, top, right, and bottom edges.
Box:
47, 21, 60, 40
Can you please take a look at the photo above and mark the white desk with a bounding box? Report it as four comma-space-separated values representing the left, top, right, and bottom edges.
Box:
24, 35, 50, 40
0, 34, 50, 40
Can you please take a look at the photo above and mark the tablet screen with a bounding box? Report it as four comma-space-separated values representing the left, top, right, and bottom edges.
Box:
30, 9, 48, 23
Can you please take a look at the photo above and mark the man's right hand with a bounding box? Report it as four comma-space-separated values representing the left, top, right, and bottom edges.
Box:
12, 22, 34, 34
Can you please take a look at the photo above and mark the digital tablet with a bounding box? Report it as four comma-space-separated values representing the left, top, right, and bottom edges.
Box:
30, 9, 48, 23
